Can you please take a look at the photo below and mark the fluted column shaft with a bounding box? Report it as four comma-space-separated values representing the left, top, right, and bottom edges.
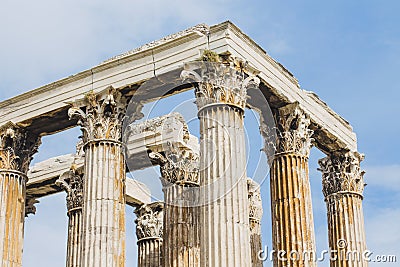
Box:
0, 171, 26, 267
181, 59, 260, 267
138, 239, 163, 267
182, 59, 260, 267
267, 103, 316, 267
56, 163, 84, 267
135, 202, 163, 267
162, 184, 200, 267
248, 178, 263, 267
199, 105, 250, 267
319, 152, 368, 267
271, 154, 316, 266
149, 142, 200, 267
67, 208, 83, 267
0, 124, 40, 267
81, 140, 125, 266
68, 88, 127, 267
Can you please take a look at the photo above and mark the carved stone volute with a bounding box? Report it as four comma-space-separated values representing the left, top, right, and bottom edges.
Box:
318, 151, 366, 198
272, 102, 313, 157
0, 122, 41, 173
68, 86, 127, 143
134, 202, 164, 241
56, 166, 84, 212
55, 139, 85, 212
181, 59, 260, 111
149, 144, 199, 187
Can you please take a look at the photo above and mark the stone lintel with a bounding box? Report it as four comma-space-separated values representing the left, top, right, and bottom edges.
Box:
26, 154, 151, 206
0, 21, 356, 153
125, 112, 199, 171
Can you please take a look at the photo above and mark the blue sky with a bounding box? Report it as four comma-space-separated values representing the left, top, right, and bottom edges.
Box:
1, 1, 399, 266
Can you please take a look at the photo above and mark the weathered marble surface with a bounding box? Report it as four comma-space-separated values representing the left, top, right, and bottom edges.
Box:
247, 178, 263, 267
131, 112, 201, 267
319, 152, 368, 267
0, 21, 366, 267
186, 61, 256, 267
125, 112, 199, 171
0, 123, 40, 267
0, 22, 356, 154
26, 154, 151, 206
268, 103, 317, 267
135, 202, 164, 267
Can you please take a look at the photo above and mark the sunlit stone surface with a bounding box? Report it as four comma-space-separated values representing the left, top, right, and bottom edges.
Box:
0, 21, 366, 267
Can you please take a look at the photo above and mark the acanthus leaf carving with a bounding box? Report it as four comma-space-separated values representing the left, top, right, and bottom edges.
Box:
0, 122, 41, 173
56, 166, 84, 212
68, 86, 127, 143
149, 143, 199, 186
259, 116, 278, 166
318, 151, 365, 198
272, 102, 313, 157
181, 60, 260, 111
134, 202, 163, 241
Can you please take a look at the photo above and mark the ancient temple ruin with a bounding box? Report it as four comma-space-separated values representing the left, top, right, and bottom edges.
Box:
0, 21, 367, 266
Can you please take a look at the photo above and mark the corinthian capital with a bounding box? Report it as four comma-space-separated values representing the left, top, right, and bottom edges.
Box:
181, 58, 260, 111
134, 202, 163, 241
273, 102, 313, 157
56, 166, 84, 212
68, 86, 127, 143
149, 143, 199, 186
0, 122, 41, 173
318, 151, 365, 198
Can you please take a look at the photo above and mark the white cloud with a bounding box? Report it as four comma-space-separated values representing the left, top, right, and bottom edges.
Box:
365, 208, 400, 266
363, 165, 400, 265
364, 165, 400, 191
0, 3, 228, 265
0, 0, 229, 99
1, 1, 397, 266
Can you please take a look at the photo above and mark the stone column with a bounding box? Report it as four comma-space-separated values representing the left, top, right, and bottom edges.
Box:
68, 87, 127, 267
150, 144, 200, 267
56, 166, 84, 267
0, 123, 40, 267
182, 58, 260, 266
268, 103, 317, 266
247, 178, 263, 267
318, 151, 368, 266
135, 202, 163, 267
